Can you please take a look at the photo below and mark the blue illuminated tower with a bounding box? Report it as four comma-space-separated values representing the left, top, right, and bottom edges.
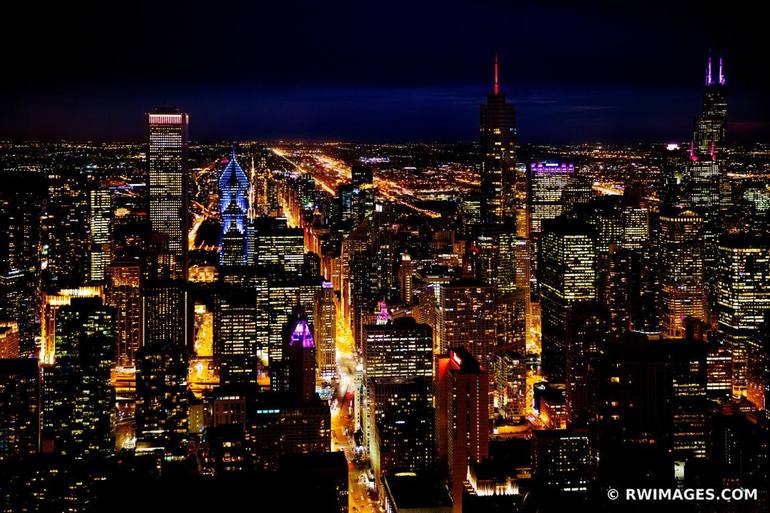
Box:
219, 148, 250, 266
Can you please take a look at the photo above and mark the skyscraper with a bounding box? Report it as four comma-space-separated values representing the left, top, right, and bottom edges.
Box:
88, 184, 112, 282
659, 207, 706, 338
219, 148, 250, 266
106, 262, 142, 366
135, 339, 190, 461
480, 56, 517, 225
539, 219, 597, 380
717, 235, 770, 401
437, 278, 496, 369
0, 358, 40, 462
285, 306, 317, 403
314, 282, 337, 385
527, 162, 576, 238
214, 285, 259, 385
435, 348, 489, 513
45, 297, 115, 460
363, 317, 433, 379
147, 109, 189, 279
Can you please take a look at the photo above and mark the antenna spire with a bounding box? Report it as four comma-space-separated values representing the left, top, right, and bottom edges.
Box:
494, 54, 499, 95
706, 53, 713, 86
719, 54, 725, 85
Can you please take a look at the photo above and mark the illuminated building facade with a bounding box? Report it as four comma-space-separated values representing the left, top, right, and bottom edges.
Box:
88, 185, 111, 282
147, 109, 189, 278
363, 317, 433, 379
313, 282, 336, 384
285, 307, 316, 403
717, 235, 770, 400
527, 162, 575, 237
142, 280, 190, 349
0, 322, 20, 359
135, 339, 190, 460
659, 208, 706, 338
106, 262, 142, 366
435, 348, 489, 513
45, 297, 115, 460
215, 286, 258, 385
480, 56, 517, 225
0, 358, 40, 462
41, 285, 104, 365
491, 350, 527, 420
437, 279, 496, 369
219, 149, 250, 266
539, 219, 597, 381
532, 429, 593, 494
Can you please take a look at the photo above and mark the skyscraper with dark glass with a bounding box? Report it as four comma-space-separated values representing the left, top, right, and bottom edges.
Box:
480, 56, 517, 225
147, 109, 189, 279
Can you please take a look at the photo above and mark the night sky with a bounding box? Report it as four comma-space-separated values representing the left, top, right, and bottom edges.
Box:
2, 1, 768, 144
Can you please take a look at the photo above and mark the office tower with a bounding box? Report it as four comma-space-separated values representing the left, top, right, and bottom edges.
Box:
532, 429, 594, 494
253, 217, 305, 275
142, 280, 190, 349
437, 279, 496, 369
267, 276, 322, 385
561, 175, 593, 213
628, 244, 661, 335
44, 167, 90, 287
45, 297, 114, 460
40, 286, 104, 365
135, 339, 190, 460
527, 162, 575, 238
365, 376, 434, 484
0, 358, 40, 462
694, 54, 728, 156
147, 109, 189, 278
363, 317, 432, 379
245, 393, 331, 471
658, 143, 688, 207
659, 207, 706, 338
539, 219, 597, 380
284, 307, 316, 403
480, 55, 517, 225
219, 149, 250, 266
491, 350, 527, 420
314, 282, 336, 384
0, 171, 45, 354
717, 235, 770, 400
435, 348, 489, 513
398, 252, 414, 304
621, 195, 650, 249
533, 382, 568, 429
88, 185, 112, 282
600, 337, 709, 485
214, 286, 258, 385
564, 301, 609, 427
0, 322, 20, 359
105, 262, 142, 366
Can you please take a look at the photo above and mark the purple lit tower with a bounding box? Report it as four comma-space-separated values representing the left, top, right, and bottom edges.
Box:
286, 306, 317, 402
694, 53, 727, 157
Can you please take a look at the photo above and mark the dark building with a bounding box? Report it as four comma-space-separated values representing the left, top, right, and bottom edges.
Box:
44, 298, 115, 460
0, 358, 40, 462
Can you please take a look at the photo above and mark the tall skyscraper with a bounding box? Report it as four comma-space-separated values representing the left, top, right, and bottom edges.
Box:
147, 109, 189, 279
527, 162, 576, 237
539, 219, 597, 380
0, 171, 45, 355
435, 348, 489, 513
142, 280, 190, 350
88, 184, 112, 282
314, 282, 337, 384
45, 297, 115, 460
480, 56, 517, 225
717, 235, 770, 401
214, 285, 259, 385
106, 262, 142, 366
285, 306, 317, 403
437, 278, 496, 369
219, 148, 250, 266
659, 207, 706, 338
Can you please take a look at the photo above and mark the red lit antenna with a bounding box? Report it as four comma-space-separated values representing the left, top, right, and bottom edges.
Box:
494, 54, 500, 95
